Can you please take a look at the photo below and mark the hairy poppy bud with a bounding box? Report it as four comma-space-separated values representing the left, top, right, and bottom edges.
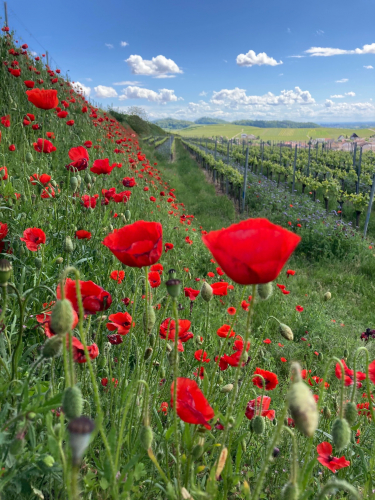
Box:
70, 176, 78, 192
84, 172, 91, 184
332, 418, 351, 451
318, 352, 324, 361
50, 299, 74, 336
200, 282, 213, 302
56, 257, 63, 264
279, 323, 293, 341
323, 406, 331, 419
140, 425, 153, 450
43, 455, 55, 467
125, 209, 131, 221
0, 259, 12, 284
26, 152, 34, 164
42, 335, 63, 358
35, 257, 43, 269
257, 282, 273, 300
343, 349, 349, 359
76, 175, 82, 188
192, 443, 204, 459
149, 333, 156, 347
221, 384, 233, 393
144, 347, 153, 360
64, 236, 74, 253
344, 402, 357, 426
287, 362, 318, 437
241, 439, 247, 453
324, 291, 331, 301
62, 386, 83, 420
252, 415, 265, 435
68, 416, 95, 465
281, 482, 299, 500
166, 279, 181, 298
143, 305, 156, 334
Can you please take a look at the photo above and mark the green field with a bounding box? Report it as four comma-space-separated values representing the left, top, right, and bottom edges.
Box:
172, 123, 374, 141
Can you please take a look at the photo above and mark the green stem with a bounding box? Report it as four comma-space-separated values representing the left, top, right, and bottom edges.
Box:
8, 283, 25, 380
172, 297, 182, 498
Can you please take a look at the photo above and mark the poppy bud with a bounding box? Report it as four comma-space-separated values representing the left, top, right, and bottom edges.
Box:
84, 172, 91, 184
228, 416, 235, 424
343, 349, 349, 359
87, 183, 91, 190
125, 209, 131, 221
42, 335, 63, 358
324, 291, 331, 301
166, 482, 177, 500
0, 259, 12, 284
257, 282, 273, 300
166, 343, 173, 353
140, 425, 153, 450
344, 402, 357, 426
279, 323, 294, 341
149, 333, 156, 347
168, 269, 177, 279
143, 305, 156, 334
35, 257, 43, 269
287, 362, 318, 437
76, 175, 82, 188
201, 282, 213, 302
160, 366, 166, 377
50, 299, 75, 336
131, 284, 136, 293
192, 443, 204, 459
26, 152, 34, 164
220, 384, 233, 393
323, 406, 331, 419
64, 236, 74, 253
56, 257, 64, 264
62, 386, 83, 420
318, 352, 324, 361
144, 347, 153, 360
67, 416, 95, 465
51, 180, 57, 188
241, 439, 247, 453
166, 279, 181, 298
43, 455, 55, 467
273, 446, 280, 457
252, 415, 265, 435
331, 418, 351, 451
27, 412, 36, 421
281, 482, 299, 500
70, 176, 78, 192
272, 418, 277, 426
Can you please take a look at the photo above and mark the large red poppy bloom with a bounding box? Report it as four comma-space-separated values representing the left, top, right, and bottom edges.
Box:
67, 146, 89, 172
20, 227, 46, 251
316, 442, 350, 473
202, 218, 301, 285
102, 220, 162, 268
57, 278, 112, 315
159, 318, 193, 343
245, 396, 275, 421
211, 282, 229, 296
217, 324, 235, 338
184, 287, 200, 301
122, 177, 136, 187
71, 336, 99, 363
335, 359, 366, 387
75, 230, 91, 240
26, 88, 59, 110
253, 367, 279, 391
148, 271, 161, 288
90, 158, 115, 175
170, 378, 214, 430
30, 173, 51, 186
33, 138, 56, 154
106, 312, 132, 335
0, 223, 8, 240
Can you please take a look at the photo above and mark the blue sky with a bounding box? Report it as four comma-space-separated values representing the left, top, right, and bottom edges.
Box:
6, 0, 375, 123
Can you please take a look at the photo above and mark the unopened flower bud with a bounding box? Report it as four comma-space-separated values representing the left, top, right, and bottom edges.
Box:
67, 416, 95, 465
343, 349, 349, 359
143, 305, 156, 334
0, 259, 12, 284
324, 291, 331, 301
241, 439, 247, 453
70, 177, 78, 192
84, 172, 91, 184
43, 455, 55, 467
76, 175, 82, 188
281, 482, 299, 500
344, 402, 357, 426
34, 257, 43, 269
273, 447, 280, 457
323, 406, 331, 419
192, 443, 204, 459
166, 279, 181, 298
332, 417, 351, 451
200, 282, 213, 302
125, 209, 131, 221
26, 152, 34, 164
279, 323, 293, 341
50, 299, 75, 336
144, 347, 153, 360
62, 386, 83, 420
257, 282, 273, 300
140, 425, 153, 450
318, 352, 324, 361
56, 257, 64, 264
64, 236, 74, 253
220, 384, 233, 393
42, 335, 63, 358
252, 415, 265, 435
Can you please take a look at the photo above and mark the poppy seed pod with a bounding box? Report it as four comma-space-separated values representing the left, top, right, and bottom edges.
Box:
279, 323, 294, 341
26, 152, 34, 164
50, 299, 75, 336
168, 268, 177, 279
287, 362, 318, 437
200, 282, 213, 302
252, 415, 265, 435
0, 259, 12, 284
281, 482, 299, 500
64, 236, 74, 253
257, 282, 273, 300
324, 291, 332, 301
67, 416, 95, 465
344, 402, 357, 426
221, 384, 234, 393
70, 176, 78, 192
166, 279, 181, 298
42, 335, 63, 358
143, 305, 156, 334
332, 418, 351, 451
62, 386, 83, 420
140, 425, 153, 450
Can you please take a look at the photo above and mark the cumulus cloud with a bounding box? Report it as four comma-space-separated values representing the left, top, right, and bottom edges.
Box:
30, 51, 37, 56
324, 100, 375, 113
210, 86, 315, 107
288, 55, 305, 58
113, 80, 142, 86
120, 41, 128, 47
119, 86, 183, 104
125, 55, 183, 77
94, 85, 118, 98
306, 43, 375, 57
72, 81, 91, 98
346, 91, 356, 97
105, 43, 114, 49
199, 91, 207, 96
336, 78, 348, 83
330, 95, 344, 98
364, 65, 374, 69
236, 50, 283, 67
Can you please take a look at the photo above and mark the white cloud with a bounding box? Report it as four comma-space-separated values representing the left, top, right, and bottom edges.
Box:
119, 86, 182, 104
120, 41, 128, 47
288, 55, 305, 58
125, 55, 183, 77
236, 49, 283, 67
330, 95, 344, 98
72, 81, 91, 97
306, 43, 375, 57
279, 73, 284, 76
324, 99, 375, 114
94, 85, 118, 98
113, 80, 142, 86
154, 74, 176, 79
316, 29, 324, 35
345, 91, 356, 97
364, 65, 374, 69
336, 78, 348, 83
223, 59, 228, 63
210, 86, 315, 107
199, 91, 207, 96
105, 43, 114, 49
30, 51, 37, 56
85, 78, 93, 82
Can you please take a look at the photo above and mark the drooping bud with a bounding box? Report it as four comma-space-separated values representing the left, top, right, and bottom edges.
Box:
318, 352, 324, 362
252, 415, 265, 435
344, 402, 357, 426
42, 335, 63, 358
323, 291, 332, 301
62, 386, 83, 420
64, 236, 74, 253
220, 384, 233, 393
343, 349, 349, 359
67, 416, 95, 465
279, 323, 293, 341
140, 425, 153, 450
332, 417, 351, 451
287, 362, 318, 437
50, 299, 75, 336
257, 282, 273, 300
0, 259, 12, 284
281, 482, 299, 500
70, 176, 78, 192
200, 282, 213, 302
143, 305, 156, 334
166, 279, 181, 298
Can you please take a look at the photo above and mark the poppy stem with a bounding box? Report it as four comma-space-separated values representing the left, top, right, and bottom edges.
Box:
171, 296, 182, 497
283, 426, 298, 484
352, 347, 375, 422
8, 283, 25, 380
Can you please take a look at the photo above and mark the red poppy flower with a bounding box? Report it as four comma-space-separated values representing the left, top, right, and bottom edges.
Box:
0, 223, 8, 240
193, 366, 205, 379
90, 158, 115, 175
194, 349, 210, 363
282, 289, 290, 295
216, 267, 224, 276
29, 173, 51, 186
150, 196, 156, 202
122, 177, 136, 187
66, 120, 75, 126
211, 282, 229, 296
110, 270, 125, 284
263, 339, 272, 344
227, 307, 236, 315
159, 402, 169, 414
20, 227, 46, 251
369, 360, 375, 384
1, 115, 10, 127
202, 218, 301, 285
107, 334, 123, 345
286, 269, 295, 277
75, 230, 91, 240
148, 270, 161, 288
253, 368, 279, 391
217, 324, 236, 338
67, 146, 89, 172
335, 359, 366, 387
71, 336, 99, 363
81, 194, 98, 209
106, 312, 132, 335
241, 300, 250, 311
150, 263, 163, 274
316, 442, 350, 473
84, 140, 92, 148
160, 318, 193, 343
33, 138, 56, 154
102, 220, 162, 268
26, 88, 59, 110
245, 396, 275, 421
296, 305, 304, 312
24, 80, 35, 89
184, 287, 200, 301
277, 284, 286, 290
57, 278, 112, 315
280, 357, 287, 362
170, 378, 214, 430
57, 110, 68, 119
8, 144, 15, 151
0, 167, 8, 181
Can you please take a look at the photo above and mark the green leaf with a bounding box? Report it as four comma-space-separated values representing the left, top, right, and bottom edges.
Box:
165, 424, 175, 441
300, 457, 317, 490
134, 462, 146, 481
99, 477, 109, 490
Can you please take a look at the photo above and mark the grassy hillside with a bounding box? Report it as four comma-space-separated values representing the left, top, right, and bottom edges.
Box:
109, 108, 166, 136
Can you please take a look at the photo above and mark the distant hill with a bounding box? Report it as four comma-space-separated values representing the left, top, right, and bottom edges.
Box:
153, 118, 194, 129
318, 122, 375, 129
109, 109, 166, 136
194, 117, 228, 125
232, 120, 320, 129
